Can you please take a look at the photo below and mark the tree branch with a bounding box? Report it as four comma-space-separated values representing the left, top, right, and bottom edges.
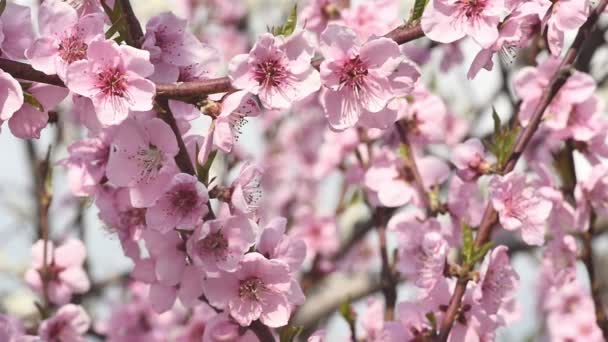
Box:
435, 2, 608, 340
0, 23, 424, 99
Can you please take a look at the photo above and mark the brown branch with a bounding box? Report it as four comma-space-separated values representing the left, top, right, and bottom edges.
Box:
435, 2, 608, 340
118, 0, 144, 47
0, 23, 424, 99
375, 208, 397, 320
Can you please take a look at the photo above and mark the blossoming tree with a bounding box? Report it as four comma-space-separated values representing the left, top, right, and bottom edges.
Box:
1, 0, 608, 341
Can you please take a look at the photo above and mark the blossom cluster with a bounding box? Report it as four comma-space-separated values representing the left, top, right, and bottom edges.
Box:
0, 0, 607, 341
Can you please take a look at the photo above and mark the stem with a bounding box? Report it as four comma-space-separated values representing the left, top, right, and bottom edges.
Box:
435, 2, 608, 340
395, 121, 434, 216
375, 208, 397, 320
118, 0, 144, 47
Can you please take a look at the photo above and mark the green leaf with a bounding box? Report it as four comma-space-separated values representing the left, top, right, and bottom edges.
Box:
279, 325, 303, 342
198, 149, 217, 186
272, 4, 298, 37
487, 108, 519, 169
0, 0, 7, 16
471, 242, 493, 264
398, 143, 410, 159
339, 300, 357, 325
461, 222, 474, 264
425, 311, 437, 331
105, 16, 125, 39
24, 91, 45, 112
408, 0, 429, 23
492, 107, 501, 135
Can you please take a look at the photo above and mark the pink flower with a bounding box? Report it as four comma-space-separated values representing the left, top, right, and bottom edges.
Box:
544, 0, 590, 56
258, 217, 306, 273
452, 138, 491, 180
341, 0, 399, 41
545, 281, 603, 341
319, 24, 420, 130
489, 172, 553, 245
231, 162, 264, 217
202, 312, 260, 342
0, 3, 34, 60
448, 177, 484, 227
0, 69, 23, 123
145, 173, 209, 233
514, 57, 596, 129
577, 163, 608, 218
66, 38, 155, 125
96, 186, 146, 260
229, 31, 320, 110
473, 246, 519, 319
203, 252, 294, 327
299, 0, 342, 34
38, 304, 90, 342
24, 239, 90, 305
186, 215, 256, 274
196, 91, 261, 163
60, 129, 114, 197
357, 298, 385, 341
291, 214, 339, 260
394, 84, 448, 144
143, 12, 212, 82
468, 0, 545, 79
106, 117, 179, 207
421, 0, 506, 49
25, 0, 104, 80
5, 83, 68, 139
388, 211, 448, 292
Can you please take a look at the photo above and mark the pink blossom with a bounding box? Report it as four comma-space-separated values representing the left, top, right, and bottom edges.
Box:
357, 298, 385, 341
489, 172, 553, 245
447, 177, 484, 227
60, 129, 114, 197
38, 304, 90, 342
421, 0, 506, 49
473, 246, 519, 319
229, 31, 320, 109
0, 69, 23, 123
145, 173, 209, 233
96, 186, 146, 260
452, 138, 491, 181
231, 162, 264, 217
341, 0, 399, 41
5, 83, 68, 139
468, 0, 545, 78
202, 312, 260, 342
544, 0, 590, 56
0, 3, 34, 60
319, 24, 420, 130
388, 211, 448, 292
514, 57, 596, 129
383, 301, 435, 341
291, 214, 339, 260
544, 281, 603, 341
186, 215, 256, 274
66, 38, 155, 125
258, 217, 306, 273
25, 239, 90, 305
106, 117, 179, 207
143, 12, 212, 82
577, 163, 608, 218
394, 84, 448, 144
203, 252, 293, 327
299, 0, 342, 35
26, 0, 104, 80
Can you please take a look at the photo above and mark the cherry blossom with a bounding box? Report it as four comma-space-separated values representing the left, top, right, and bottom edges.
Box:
38, 304, 90, 342
66, 38, 155, 125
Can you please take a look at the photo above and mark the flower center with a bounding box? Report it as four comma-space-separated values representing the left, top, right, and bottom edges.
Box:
58, 35, 88, 64
339, 56, 368, 90
199, 231, 229, 257
132, 145, 164, 183
455, 0, 486, 18
120, 208, 147, 229
96, 67, 128, 97
253, 60, 288, 88
170, 186, 200, 215
238, 277, 265, 301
